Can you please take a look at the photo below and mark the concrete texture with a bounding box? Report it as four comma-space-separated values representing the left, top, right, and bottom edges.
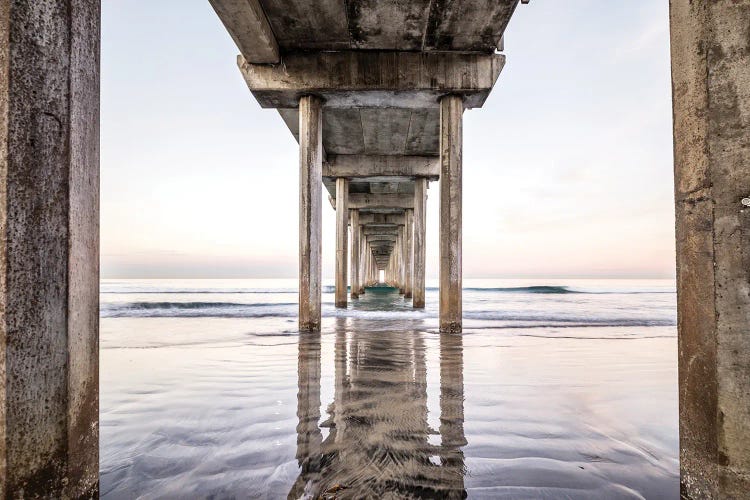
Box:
405, 209, 414, 299
0, 0, 100, 497
347, 193, 414, 210
208, 0, 278, 63
398, 227, 406, 294
359, 213, 406, 225
670, 0, 750, 497
413, 179, 427, 309
335, 178, 349, 308
439, 96, 463, 333
350, 210, 360, 299
249, 0, 519, 53
298, 95, 323, 331
239, 51, 505, 109
323, 155, 439, 180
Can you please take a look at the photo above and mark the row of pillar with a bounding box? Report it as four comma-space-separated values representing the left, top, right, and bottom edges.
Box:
300, 95, 462, 332
334, 202, 426, 309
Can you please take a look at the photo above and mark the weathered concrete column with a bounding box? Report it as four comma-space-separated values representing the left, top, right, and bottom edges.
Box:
359, 226, 366, 294
398, 230, 405, 294
413, 178, 427, 308
362, 237, 369, 288
439, 95, 463, 333
299, 95, 323, 331
335, 178, 349, 308
670, 2, 750, 498
350, 210, 360, 299
0, 1, 100, 496
405, 209, 414, 299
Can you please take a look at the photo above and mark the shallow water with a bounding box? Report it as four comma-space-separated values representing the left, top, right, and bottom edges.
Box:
100, 279, 679, 499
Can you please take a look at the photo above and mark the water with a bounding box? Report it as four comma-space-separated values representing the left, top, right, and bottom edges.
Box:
100, 279, 679, 499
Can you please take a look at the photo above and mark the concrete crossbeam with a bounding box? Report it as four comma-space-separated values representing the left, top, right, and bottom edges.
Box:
208, 0, 279, 63
363, 227, 399, 236
323, 155, 439, 180
358, 213, 405, 225
346, 193, 414, 210
239, 51, 505, 109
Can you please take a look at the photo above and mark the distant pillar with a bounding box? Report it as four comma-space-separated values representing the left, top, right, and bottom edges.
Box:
670, 1, 750, 498
405, 209, 414, 299
299, 95, 323, 331
350, 210, 360, 299
413, 178, 427, 309
0, 1, 100, 496
359, 227, 366, 293
398, 229, 405, 294
439, 95, 463, 333
335, 178, 349, 308
362, 237, 369, 288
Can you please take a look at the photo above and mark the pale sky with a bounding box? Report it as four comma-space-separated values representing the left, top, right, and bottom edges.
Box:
101, 0, 675, 279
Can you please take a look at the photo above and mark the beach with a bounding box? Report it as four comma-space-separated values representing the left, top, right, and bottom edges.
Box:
100, 279, 678, 499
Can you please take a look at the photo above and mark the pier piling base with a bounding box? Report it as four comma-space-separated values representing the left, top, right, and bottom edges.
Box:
670, 1, 750, 497
0, 1, 100, 496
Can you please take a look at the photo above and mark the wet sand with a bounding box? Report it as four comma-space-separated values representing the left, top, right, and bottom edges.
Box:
100, 282, 678, 499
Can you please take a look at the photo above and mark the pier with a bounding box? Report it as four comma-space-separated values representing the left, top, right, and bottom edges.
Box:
209, 0, 516, 333
0, 0, 748, 497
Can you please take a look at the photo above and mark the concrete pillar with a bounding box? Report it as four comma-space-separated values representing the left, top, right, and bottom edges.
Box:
0, 1, 100, 496
439, 95, 463, 333
350, 210, 360, 299
362, 237, 368, 288
299, 95, 323, 331
405, 209, 414, 299
359, 226, 366, 294
413, 178, 427, 308
335, 178, 349, 308
670, 2, 750, 497
398, 230, 405, 294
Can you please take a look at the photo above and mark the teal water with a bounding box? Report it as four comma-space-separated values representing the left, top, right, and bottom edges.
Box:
100, 279, 678, 499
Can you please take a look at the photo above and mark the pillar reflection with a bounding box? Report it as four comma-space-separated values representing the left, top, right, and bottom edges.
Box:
291, 321, 467, 498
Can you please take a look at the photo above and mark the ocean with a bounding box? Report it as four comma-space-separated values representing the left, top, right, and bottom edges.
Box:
100, 278, 679, 499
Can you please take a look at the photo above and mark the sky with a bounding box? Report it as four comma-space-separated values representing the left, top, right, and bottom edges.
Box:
101, 0, 675, 279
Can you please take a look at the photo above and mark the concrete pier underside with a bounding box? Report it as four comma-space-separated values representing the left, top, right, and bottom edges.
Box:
210, 0, 518, 334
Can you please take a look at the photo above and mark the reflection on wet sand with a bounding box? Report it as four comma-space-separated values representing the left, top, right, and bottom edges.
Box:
291, 318, 467, 499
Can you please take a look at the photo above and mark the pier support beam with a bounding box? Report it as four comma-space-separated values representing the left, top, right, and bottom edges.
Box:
299, 95, 323, 331
362, 243, 368, 288
439, 95, 463, 333
405, 209, 414, 299
335, 178, 349, 308
350, 210, 360, 299
670, 1, 750, 497
0, 1, 100, 496
414, 178, 427, 308
398, 229, 405, 294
